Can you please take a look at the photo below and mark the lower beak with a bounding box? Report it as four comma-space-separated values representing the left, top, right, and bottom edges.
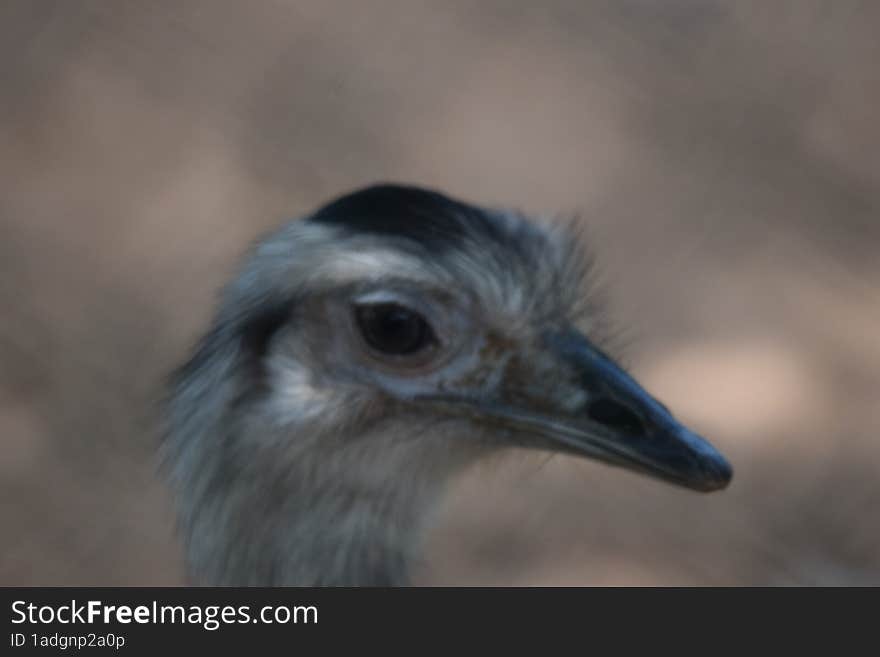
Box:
467, 399, 732, 492
424, 331, 733, 493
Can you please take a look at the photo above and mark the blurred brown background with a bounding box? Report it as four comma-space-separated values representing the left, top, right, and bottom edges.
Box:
1, 0, 879, 585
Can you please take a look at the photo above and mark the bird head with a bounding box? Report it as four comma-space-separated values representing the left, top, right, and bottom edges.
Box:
166, 183, 734, 584
174, 184, 731, 495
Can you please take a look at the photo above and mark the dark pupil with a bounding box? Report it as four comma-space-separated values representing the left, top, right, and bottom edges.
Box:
356, 303, 432, 355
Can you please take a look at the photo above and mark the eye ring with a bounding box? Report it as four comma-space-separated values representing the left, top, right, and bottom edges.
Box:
354, 303, 438, 356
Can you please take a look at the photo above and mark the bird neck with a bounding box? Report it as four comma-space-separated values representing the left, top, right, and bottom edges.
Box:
176, 420, 477, 586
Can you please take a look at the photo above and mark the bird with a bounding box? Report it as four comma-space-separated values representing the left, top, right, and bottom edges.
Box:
163, 183, 732, 586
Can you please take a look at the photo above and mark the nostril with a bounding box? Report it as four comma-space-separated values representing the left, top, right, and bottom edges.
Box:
587, 398, 646, 435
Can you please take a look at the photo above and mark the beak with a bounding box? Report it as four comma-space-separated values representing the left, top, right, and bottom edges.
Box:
422, 330, 732, 492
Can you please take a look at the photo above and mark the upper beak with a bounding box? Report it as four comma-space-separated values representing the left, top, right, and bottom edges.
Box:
423, 330, 732, 492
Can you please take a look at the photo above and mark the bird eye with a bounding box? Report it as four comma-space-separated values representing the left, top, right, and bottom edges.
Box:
354, 303, 437, 356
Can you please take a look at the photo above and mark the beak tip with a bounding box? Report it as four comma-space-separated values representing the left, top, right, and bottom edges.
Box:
695, 452, 734, 492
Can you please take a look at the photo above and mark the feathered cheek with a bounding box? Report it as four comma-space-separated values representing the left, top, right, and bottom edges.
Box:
269, 364, 341, 425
